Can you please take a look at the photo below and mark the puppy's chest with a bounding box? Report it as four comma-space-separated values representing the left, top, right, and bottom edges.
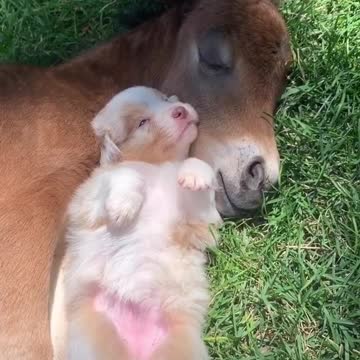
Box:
103, 166, 203, 296
138, 167, 181, 225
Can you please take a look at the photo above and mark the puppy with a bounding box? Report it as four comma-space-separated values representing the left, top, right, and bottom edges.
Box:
63, 86, 222, 360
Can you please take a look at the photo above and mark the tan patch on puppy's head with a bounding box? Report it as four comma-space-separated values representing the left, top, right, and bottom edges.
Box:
92, 87, 199, 165
117, 103, 180, 164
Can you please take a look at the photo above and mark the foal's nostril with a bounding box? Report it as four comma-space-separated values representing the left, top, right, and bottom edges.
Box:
243, 158, 265, 191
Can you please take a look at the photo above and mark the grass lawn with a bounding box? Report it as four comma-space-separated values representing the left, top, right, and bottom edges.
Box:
1, 0, 359, 359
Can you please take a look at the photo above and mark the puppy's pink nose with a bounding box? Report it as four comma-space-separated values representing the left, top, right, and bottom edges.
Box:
171, 106, 188, 120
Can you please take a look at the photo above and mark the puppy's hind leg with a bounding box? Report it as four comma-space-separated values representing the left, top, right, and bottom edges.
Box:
67, 302, 131, 360
151, 325, 209, 360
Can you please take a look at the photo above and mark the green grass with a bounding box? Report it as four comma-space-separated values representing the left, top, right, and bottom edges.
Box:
1, 0, 359, 359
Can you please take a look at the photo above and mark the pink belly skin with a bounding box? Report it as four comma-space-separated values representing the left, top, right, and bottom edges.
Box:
94, 292, 168, 360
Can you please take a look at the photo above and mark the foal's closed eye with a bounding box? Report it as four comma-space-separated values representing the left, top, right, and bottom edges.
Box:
138, 119, 149, 128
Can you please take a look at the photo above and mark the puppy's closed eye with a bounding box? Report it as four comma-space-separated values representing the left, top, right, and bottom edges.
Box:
138, 119, 150, 128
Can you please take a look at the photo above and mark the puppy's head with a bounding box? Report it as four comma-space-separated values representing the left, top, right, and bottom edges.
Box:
92, 86, 199, 165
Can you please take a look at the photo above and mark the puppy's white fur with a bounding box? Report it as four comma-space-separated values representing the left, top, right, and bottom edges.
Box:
62, 87, 222, 360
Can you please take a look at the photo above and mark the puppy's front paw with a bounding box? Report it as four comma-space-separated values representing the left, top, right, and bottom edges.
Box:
178, 158, 216, 191
105, 168, 145, 227
105, 192, 144, 226
178, 174, 211, 191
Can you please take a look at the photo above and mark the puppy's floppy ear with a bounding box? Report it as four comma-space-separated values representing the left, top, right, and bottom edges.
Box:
92, 104, 126, 165
168, 95, 179, 103
100, 133, 121, 165
92, 106, 126, 140
92, 108, 107, 138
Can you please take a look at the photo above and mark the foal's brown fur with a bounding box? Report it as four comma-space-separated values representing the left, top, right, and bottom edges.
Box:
0, 0, 291, 358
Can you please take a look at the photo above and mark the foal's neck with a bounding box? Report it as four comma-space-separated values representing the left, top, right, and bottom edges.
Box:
54, 7, 183, 103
